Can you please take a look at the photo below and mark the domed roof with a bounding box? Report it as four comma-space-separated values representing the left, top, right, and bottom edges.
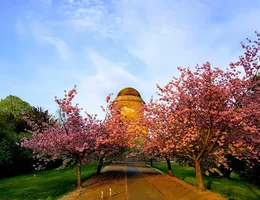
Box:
114, 87, 144, 103
117, 87, 141, 97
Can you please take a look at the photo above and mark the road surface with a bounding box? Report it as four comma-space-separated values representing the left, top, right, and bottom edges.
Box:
59, 162, 226, 200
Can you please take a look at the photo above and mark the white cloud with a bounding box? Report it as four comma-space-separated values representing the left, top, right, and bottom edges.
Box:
41, 36, 72, 59
59, 0, 260, 74
7, 0, 260, 119
61, 0, 117, 38
27, 21, 72, 59
74, 50, 140, 118
30, 20, 51, 40
22, 50, 142, 119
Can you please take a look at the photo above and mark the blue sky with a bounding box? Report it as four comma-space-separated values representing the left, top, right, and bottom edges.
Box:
1, 0, 260, 118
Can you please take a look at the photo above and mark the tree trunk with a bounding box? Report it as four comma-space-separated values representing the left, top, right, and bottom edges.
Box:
222, 169, 232, 178
76, 161, 82, 188
165, 156, 173, 176
150, 158, 153, 167
194, 159, 205, 190
96, 155, 104, 175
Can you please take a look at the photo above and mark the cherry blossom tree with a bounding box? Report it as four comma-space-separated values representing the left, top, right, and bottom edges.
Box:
95, 94, 129, 175
139, 100, 174, 176
145, 52, 259, 190
21, 86, 100, 187
227, 32, 260, 168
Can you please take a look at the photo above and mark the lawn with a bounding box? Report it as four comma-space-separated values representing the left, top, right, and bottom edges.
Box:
0, 163, 101, 200
153, 163, 260, 200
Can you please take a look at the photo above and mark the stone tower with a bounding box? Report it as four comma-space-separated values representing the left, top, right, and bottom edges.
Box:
114, 87, 145, 119
114, 87, 146, 161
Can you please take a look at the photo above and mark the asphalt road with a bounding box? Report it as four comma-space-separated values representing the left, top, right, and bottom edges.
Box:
60, 162, 226, 200
126, 163, 165, 200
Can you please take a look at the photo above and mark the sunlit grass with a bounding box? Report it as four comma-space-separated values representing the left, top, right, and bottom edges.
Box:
153, 163, 260, 200
0, 163, 100, 200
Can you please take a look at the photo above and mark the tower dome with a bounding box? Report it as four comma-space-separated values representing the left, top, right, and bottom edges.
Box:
114, 87, 144, 103
117, 87, 141, 97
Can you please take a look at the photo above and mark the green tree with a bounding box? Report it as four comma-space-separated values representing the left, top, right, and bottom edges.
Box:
0, 114, 32, 177
0, 95, 32, 133
0, 96, 55, 177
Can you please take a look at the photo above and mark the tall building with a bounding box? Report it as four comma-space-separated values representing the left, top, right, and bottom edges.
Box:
114, 87, 146, 161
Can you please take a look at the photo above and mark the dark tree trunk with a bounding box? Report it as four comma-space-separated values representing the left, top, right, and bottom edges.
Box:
76, 161, 82, 188
165, 156, 173, 176
194, 159, 205, 190
96, 155, 104, 175
222, 168, 232, 178
150, 158, 153, 167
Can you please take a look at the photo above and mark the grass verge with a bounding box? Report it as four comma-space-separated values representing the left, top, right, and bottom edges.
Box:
153, 163, 260, 200
0, 163, 104, 200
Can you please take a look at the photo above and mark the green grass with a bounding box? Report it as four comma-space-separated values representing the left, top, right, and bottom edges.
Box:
153, 163, 260, 200
0, 163, 102, 200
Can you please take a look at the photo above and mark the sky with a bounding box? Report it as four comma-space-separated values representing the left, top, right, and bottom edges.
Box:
1, 0, 260, 118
